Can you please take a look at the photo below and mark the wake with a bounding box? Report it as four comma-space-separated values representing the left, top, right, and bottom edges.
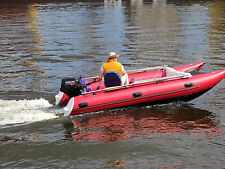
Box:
0, 98, 58, 126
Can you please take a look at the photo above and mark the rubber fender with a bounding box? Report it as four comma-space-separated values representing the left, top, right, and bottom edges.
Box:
132, 92, 142, 98
78, 102, 88, 108
184, 82, 193, 88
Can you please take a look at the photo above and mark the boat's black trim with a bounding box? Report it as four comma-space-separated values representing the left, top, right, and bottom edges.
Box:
137, 87, 213, 106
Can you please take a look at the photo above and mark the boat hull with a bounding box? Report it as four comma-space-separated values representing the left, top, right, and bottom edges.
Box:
56, 62, 205, 106
65, 69, 225, 116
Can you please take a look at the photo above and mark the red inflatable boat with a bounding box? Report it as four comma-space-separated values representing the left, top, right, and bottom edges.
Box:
56, 62, 205, 106
55, 62, 225, 116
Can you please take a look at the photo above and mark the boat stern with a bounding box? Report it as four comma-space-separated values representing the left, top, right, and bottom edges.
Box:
55, 91, 70, 106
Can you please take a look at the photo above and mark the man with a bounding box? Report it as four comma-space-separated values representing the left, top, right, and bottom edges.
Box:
96, 52, 129, 87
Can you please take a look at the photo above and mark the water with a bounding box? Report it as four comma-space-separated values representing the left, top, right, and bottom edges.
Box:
0, 0, 225, 168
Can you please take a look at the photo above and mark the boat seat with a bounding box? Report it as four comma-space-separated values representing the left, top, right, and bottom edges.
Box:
104, 71, 121, 87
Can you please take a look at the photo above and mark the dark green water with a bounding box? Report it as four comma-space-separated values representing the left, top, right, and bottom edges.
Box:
0, 0, 225, 168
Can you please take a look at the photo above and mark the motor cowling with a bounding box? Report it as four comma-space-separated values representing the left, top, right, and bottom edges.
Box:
60, 78, 82, 97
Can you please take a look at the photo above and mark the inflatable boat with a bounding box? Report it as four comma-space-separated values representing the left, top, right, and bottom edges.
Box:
56, 62, 205, 106
55, 62, 225, 116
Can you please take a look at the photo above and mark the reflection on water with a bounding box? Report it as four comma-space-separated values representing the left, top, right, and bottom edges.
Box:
26, 3, 45, 56
208, 0, 225, 67
64, 104, 222, 142
0, 3, 45, 92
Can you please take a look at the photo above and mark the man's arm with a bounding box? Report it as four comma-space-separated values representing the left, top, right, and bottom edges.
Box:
96, 72, 104, 82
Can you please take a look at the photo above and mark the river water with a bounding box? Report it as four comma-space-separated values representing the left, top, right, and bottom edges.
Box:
0, 0, 224, 168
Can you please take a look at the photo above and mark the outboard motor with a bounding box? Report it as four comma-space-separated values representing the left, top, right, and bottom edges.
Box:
60, 78, 82, 97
